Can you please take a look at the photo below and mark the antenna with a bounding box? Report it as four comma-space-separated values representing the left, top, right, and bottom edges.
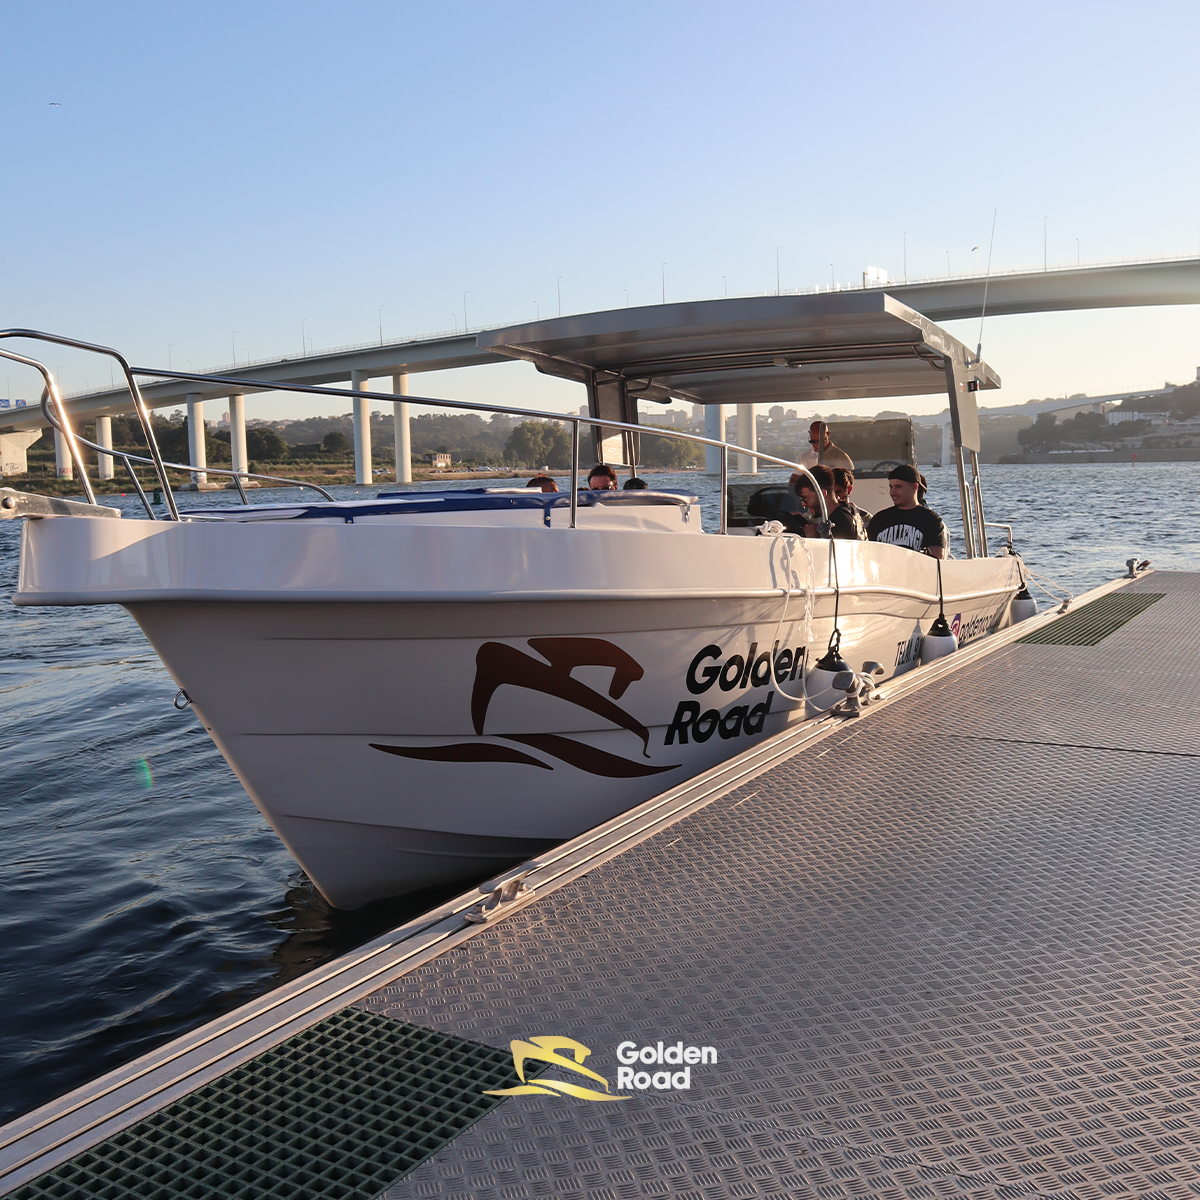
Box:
976, 207, 997, 362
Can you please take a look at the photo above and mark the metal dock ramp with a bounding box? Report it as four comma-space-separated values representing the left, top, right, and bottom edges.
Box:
4, 571, 1198, 1200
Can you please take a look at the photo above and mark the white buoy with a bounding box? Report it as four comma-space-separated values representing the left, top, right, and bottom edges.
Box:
921, 556, 958, 664
805, 644, 850, 715
1011, 584, 1038, 623
920, 613, 958, 664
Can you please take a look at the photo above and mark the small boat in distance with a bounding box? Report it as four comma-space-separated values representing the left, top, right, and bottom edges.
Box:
1, 297, 1029, 908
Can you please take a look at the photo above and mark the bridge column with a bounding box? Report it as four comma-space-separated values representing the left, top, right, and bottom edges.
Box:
95, 416, 114, 480
704, 404, 726, 474
941, 420, 952, 466
53, 429, 73, 479
392, 373, 411, 484
186, 394, 207, 485
0, 431, 42, 477
229, 395, 247, 476
736, 402, 757, 474
351, 370, 373, 485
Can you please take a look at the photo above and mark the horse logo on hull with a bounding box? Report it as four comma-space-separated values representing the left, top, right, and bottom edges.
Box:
371, 637, 680, 777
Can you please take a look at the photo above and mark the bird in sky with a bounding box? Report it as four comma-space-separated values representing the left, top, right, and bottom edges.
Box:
49, 101, 61, 107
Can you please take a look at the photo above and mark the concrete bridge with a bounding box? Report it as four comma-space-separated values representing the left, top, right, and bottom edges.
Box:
2, 254, 1198, 484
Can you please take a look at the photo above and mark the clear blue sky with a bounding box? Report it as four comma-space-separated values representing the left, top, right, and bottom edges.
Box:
4, 1, 1199, 420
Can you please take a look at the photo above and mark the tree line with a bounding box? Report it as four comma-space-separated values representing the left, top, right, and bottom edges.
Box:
1017, 410, 1152, 453
501, 420, 703, 469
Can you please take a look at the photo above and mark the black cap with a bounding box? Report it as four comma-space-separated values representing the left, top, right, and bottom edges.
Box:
887, 464, 920, 484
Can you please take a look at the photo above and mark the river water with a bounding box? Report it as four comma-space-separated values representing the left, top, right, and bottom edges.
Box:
1, 461, 1196, 1124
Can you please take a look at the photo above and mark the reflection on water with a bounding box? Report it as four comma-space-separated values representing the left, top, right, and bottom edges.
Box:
260, 873, 476, 990
1, 463, 1197, 1123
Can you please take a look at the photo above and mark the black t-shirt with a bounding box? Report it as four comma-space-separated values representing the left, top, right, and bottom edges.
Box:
779, 500, 866, 540
829, 501, 867, 541
867, 504, 948, 553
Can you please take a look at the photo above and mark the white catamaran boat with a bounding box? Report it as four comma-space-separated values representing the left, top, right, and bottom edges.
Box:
1, 295, 1032, 908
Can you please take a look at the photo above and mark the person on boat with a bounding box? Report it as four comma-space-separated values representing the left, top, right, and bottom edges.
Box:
586, 464, 618, 490
790, 464, 866, 541
793, 421, 853, 489
525, 473, 559, 492
866, 464, 947, 558
622, 476, 648, 490
832, 467, 872, 524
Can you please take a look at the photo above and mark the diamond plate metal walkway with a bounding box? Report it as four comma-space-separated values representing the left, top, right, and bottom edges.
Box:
5, 570, 1199, 1200
355, 571, 1200, 1200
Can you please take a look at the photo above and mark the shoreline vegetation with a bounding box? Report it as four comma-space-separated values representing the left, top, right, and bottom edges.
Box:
2, 464, 696, 499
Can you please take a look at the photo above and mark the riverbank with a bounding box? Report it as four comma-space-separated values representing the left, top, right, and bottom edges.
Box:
0, 467, 572, 498
999, 447, 1200, 464
1, 464, 694, 498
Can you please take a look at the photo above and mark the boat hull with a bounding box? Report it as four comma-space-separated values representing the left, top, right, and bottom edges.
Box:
17, 511, 1023, 907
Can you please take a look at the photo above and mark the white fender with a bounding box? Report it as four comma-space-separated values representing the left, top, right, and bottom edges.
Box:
1010, 585, 1038, 623
919, 614, 958, 664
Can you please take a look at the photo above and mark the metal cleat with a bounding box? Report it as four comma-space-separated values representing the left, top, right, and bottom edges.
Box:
464, 862, 540, 923
830, 662, 886, 717
0, 487, 120, 520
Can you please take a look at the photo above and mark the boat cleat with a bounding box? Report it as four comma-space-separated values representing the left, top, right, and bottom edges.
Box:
830, 661, 886, 717
464, 862, 541, 924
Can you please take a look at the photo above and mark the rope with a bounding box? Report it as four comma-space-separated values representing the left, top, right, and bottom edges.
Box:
762, 531, 828, 704
1024, 565, 1073, 613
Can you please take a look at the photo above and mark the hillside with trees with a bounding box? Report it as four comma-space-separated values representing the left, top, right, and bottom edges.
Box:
1017, 410, 1151, 453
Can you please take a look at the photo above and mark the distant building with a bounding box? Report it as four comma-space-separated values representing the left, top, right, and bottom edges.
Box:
1107, 410, 1169, 426
427, 452, 452, 469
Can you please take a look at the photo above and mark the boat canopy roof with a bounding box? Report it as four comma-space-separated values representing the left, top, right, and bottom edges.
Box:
478, 291, 1000, 406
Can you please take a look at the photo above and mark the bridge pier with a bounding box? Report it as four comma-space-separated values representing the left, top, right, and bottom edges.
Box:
392, 374, 411, 484
942, 420, 952, 467
736, 402, 757, 474
186, 394, 207, 484
704, 405, 725, 474
229, 395, 247, 476
53, 429, 73, 479
95, 416, 114, 480
0, 430, 42, 477
351, 370, 373, 485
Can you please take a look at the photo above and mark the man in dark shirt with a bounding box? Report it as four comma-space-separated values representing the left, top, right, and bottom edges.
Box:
832, 467, 872, 525
866, 464, 947, 557
791, 464, 866, 541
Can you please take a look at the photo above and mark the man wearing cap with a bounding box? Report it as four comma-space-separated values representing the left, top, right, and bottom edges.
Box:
866, 464, 947, 559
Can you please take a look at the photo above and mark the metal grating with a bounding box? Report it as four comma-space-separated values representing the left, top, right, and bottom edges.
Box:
5, 1009, 537, 1200
1016, 589, 1164, 645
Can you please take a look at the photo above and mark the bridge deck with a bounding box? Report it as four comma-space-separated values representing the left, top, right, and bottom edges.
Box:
5, 570, 1200, 1200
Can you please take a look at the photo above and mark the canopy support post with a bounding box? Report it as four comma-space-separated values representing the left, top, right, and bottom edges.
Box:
944, 349, 984, 559
970, 450, 989, 557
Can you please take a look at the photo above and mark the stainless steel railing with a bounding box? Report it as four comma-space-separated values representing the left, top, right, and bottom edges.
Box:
37, 396, 336, 517
0, 330, 180, 519
131, 364, 830, 529
0, 330, 829, 529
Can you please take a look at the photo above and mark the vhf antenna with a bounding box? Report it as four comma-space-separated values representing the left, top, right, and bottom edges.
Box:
976, 207, 997, 363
